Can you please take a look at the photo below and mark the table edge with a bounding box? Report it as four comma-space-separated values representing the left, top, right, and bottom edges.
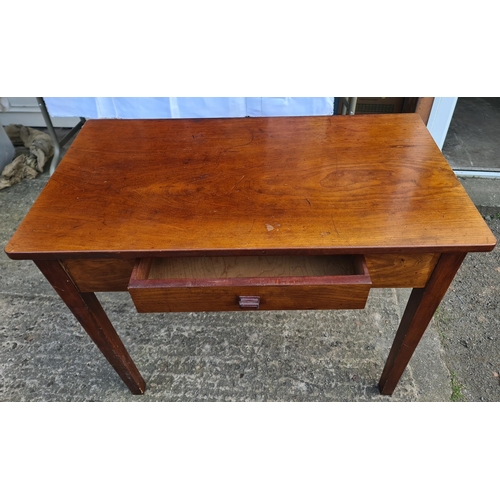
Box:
5, 242, 497, 261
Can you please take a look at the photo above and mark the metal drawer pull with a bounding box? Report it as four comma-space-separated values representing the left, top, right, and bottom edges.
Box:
239, 296, 260, 309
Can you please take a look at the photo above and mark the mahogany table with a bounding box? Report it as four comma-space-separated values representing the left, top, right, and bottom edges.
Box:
5, 114, 496, 396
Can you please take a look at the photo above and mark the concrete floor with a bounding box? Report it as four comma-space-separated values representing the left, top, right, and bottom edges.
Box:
443, 97, 500, 172
1, 116, 499, 401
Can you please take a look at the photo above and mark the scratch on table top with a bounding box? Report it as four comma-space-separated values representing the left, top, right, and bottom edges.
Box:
331, 215, 340, 237
230, 175, 245, 192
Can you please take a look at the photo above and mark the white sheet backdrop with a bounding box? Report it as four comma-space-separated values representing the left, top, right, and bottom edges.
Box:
44, 97, 335, 119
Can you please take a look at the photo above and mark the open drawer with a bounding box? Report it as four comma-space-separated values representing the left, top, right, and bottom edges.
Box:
128, 255, 372, 313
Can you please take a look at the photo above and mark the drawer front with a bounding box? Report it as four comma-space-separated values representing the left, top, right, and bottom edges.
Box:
128, 255, 372, 313
129, 283, 371, 312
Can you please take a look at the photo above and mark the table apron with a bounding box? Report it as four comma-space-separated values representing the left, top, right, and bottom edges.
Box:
61, 252, 441, 293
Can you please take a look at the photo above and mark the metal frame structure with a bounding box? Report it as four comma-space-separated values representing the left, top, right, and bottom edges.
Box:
338, 97, 358, 115
454, 170, 500, 179
36, 98, 86, 175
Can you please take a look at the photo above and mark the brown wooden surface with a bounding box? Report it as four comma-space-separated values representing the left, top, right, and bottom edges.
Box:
415, 98, 435, 125
365, 253, 439, 288
401, 98, 419, 114
5, 114, 495, 260
63, 253, 440, 293
146, 255, 363, 280
129, 255, 371, 312
129, 284, 371, 313
35, 260, 145, 394
378, 252, 467, 395
5, 115, 497, 396
63, 259, 135, 292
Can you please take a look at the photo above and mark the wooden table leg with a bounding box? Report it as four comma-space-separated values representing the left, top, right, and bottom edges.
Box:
35, 260, 146, 394
378, 252, 467, 395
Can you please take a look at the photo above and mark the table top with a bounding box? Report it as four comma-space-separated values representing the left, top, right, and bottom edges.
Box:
5, 114, 496, 260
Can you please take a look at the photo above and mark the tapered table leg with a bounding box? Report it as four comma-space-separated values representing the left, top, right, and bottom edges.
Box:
379, 252, 467, 396
35, 260, 146, 394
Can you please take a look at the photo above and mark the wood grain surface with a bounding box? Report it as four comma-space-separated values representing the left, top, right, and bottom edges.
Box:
35, 260, 146, 394
365, 253, 440, 288
378, 252, 467, 395
62, 253, 440, 292
146, 255, 360, 280
128, 255, 371, 312
129, 284, 371, 313
5, 114, 496, 259
63, 259, 135, 291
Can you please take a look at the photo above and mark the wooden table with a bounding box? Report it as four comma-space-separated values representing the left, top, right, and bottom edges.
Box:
5, 114, 496, 396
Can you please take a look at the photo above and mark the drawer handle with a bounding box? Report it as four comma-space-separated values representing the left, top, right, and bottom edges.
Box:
239, 296, 260, 309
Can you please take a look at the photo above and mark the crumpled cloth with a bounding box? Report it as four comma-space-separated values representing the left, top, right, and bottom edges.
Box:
0, 125, 54, 190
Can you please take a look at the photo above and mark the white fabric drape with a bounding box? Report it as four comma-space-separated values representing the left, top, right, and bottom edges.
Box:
44, 97, 335, 119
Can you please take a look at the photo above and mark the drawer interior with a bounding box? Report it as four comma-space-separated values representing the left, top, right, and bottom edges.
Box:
128, 255, 371, 312
130, 254, 371, 286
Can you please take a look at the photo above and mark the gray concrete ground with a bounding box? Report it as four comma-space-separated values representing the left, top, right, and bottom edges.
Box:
0, 122, 499, 402
459, 177, 500, 216
443, 97, 500, 172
